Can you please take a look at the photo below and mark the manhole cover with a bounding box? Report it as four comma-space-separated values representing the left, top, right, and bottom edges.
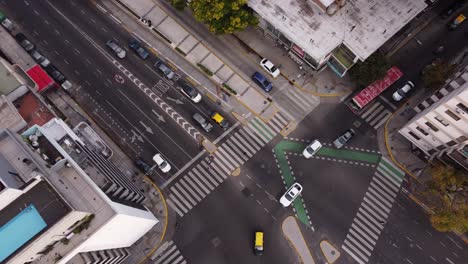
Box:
353, 120, 361, 128
241, 187, 252, 197
211, 237, 221, 247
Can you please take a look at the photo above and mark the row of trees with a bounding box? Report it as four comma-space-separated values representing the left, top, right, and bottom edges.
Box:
172, 0, 258, 34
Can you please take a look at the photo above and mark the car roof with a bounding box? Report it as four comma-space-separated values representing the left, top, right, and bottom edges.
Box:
211, 112, 224, 122
255, 232, 263, 245
253, 71, 266, 81
262, 59, 274, 69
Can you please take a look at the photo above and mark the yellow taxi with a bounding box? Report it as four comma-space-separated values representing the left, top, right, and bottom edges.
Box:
254, 231, 264, 255
210, 112, 230, 129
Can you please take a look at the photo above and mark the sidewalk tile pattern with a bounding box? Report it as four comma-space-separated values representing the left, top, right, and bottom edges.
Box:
342, 157, 405, 264
150, 240, 186, 264
167, 114, 288, 217
357, 101, 393, 130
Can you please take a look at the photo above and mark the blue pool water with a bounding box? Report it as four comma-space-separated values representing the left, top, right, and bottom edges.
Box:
0, 204, 47, 262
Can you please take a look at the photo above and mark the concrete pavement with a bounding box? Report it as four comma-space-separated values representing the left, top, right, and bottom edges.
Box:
282, 216, 316, 264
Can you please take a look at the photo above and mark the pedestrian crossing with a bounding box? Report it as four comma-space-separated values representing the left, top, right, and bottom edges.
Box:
275, 86, 320, 120
150, 240, 186, 264
358, 102, 393, 130
167, 113, 289, 217
342, 157, 406, 264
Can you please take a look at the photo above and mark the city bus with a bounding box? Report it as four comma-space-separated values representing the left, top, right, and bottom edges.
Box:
347, 66, 403, 113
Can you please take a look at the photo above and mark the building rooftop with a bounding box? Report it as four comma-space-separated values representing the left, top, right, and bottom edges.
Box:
249, 0, 427, 61
0, 95, 27, 132
0, 58, 22, 95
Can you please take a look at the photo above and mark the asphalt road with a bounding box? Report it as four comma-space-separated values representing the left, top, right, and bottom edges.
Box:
1, 0, 234, 182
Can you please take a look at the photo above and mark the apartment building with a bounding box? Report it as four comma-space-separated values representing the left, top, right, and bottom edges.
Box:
0, 118, 158, 264
399, 65, 468, 170
248, 0, 427, 76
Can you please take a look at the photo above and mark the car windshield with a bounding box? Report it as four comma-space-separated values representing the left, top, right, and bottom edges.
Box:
305, 146, 314, 153
160, 161, 168, 168
285, 193, 294, 200
397, 90, 406, 96
270, 65, 278, 72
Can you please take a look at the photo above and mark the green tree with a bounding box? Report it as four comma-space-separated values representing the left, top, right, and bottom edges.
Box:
425, 163, 468, 233
422, 59, 456, 90
348, 52, 390, 88
171, 0, 187, 11
190, 0, 258, 34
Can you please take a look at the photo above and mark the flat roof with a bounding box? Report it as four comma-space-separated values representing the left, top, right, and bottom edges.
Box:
249, 0, 427, 60
0, 95, 26, 132
0, 59, 21, 95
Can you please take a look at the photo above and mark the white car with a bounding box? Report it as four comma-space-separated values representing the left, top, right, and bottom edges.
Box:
392, 81, 414, 101
260, 58, 280, 78
152, 153, 171, 173
302, 140, 322, 158
279, 183, 303, 207
106, 40, 126, 59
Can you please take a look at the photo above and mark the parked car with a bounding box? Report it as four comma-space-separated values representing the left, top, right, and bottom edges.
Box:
392, 81, 414, 101
30, 50, 51, 67
181, 83, 202, 103
128, 38, 149, 59
211, 112, 230, 129
153, 153, 171, 173
15, 33, 35, 53
302, 140, 322, 158
279, 182, 303, 207
333, 129, 355, 149
449, 14, 466, 30
252, 72, 273, 92
106, 40, 126, 58
45, 65, 72, 90
259, 58, 280, 78
135, 158, 151, 173
254, 231, 264, 256
193, 113, 213, 132
154, 58, 174, 79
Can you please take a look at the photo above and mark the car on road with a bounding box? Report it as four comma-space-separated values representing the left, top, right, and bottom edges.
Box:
193, 113, 213, 132
252, 72, 273, 92
333, 129, 355, 149
106, 40, 126, 59
211, 112, 230, 129
152, 153, 171, 173
259, 58, 280, 78
15, 33, 35, 53
302, 140, 322, 158
392, 81, 414, 101
440, 1, 464, 19
135, 158, 151, 174
181, 83, 202, 103
30, 50, 51, 67
279, 182, 303, 207
154, 58, 175, 79
254, 231, 264, 255
449, 14, 466, 30
128, 38, 149, 60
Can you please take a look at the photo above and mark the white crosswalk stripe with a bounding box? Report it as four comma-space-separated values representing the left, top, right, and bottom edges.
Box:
357, 102, 393, 130
166, 113, 290, 217
342, 158, 406, 264
151, 241, 187, 264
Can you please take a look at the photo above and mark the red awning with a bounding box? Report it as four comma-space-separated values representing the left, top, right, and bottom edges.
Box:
26, 65, 54, 93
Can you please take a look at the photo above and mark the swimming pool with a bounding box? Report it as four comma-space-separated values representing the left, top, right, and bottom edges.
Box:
0, 204, 47, 262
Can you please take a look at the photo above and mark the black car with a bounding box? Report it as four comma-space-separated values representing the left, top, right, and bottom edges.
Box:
15, 33, 35, 53
135, 158, 151, 174
45, 65, 66, 84
128, 39, 149, 60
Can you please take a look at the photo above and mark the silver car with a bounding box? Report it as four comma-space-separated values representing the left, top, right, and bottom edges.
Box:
106, 40, 126, 59
333, 129, 355, 149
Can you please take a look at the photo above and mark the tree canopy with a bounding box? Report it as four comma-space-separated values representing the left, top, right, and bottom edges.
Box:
422, 59, 456, 90
348, 52, 390, 88
190, 0, 258, 34
425, 163, 468, 233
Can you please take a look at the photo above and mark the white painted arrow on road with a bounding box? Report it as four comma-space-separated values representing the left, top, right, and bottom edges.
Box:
166, 96, 184, 105
139, 121, 153, 134
152, 109, 166, 123
131, 130, 144, 143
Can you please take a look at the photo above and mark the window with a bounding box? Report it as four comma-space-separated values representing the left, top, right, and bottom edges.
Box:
425, 122, 439, 131
408, 131, 420, 140
447, 140, 457, 146
445, 109, 460, 121
457, 135, 468, 142
437, 145, 446, 151
428, 149, 437, 155
416, 126, 428, 136
457, 103, 468, 114
434, 116, 449, 126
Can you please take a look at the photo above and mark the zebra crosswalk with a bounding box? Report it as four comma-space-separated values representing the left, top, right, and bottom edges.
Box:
150, 240, 186, 264
358, 102, 393, 130
342, 157, 405, 264
167, 113, 289, 217
274, 86, 320, 120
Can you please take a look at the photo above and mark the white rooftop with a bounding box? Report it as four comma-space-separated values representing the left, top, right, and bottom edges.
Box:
249, 0, 427, 61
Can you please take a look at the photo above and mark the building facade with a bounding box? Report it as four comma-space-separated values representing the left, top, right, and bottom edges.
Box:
399, 65, 468, 170
248, 0, 427, 76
